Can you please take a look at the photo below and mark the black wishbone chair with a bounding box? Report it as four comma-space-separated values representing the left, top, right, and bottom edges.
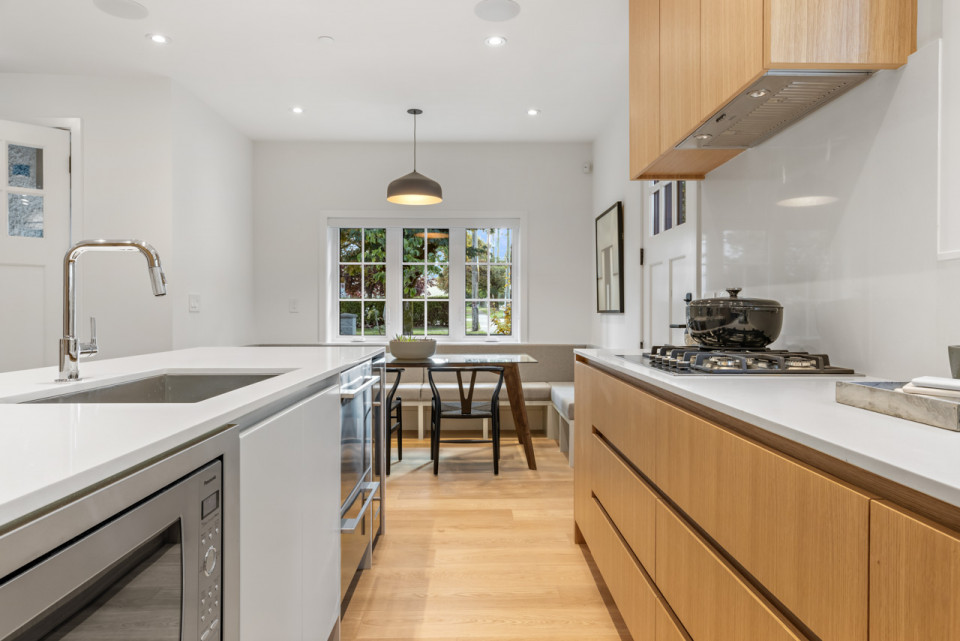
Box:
426, 366, 505, 475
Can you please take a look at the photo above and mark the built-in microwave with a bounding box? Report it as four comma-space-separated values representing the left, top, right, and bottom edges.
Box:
0, 460, 223, 641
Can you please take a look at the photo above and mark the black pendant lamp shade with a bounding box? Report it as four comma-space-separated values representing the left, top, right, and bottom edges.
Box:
387, 108, 443, 205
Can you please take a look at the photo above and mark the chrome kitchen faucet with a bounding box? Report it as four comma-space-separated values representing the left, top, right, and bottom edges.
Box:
57, 239, 167, 382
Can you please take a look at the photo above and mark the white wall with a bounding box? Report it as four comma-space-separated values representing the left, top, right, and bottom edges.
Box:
0, 73, 175, 360
171, 85, 255, 348
252, 141, 595, 344
0, 74, 256, 363
591, 96, 645, 349
699, 0, 960, 379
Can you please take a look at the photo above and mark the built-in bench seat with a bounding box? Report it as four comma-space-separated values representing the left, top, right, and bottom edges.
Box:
548, 382, 575, 467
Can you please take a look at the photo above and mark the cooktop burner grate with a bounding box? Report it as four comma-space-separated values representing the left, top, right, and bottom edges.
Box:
622, 346, 856, 376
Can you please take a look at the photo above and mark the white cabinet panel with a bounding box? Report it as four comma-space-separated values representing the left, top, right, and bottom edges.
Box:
240, 384, 341, 641
301, 385, 342, 639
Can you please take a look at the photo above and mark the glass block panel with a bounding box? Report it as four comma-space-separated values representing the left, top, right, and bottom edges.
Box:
466, 228, 488, 263
426, 228, 449, 263
465, 265, 488, 299
465, 302, 489, 336
426, 265, 449, 298
403, 301, 425, 335
363, 301, 386, 336
403, 228, 425, 262
489, 266, 511, 299
402, 265, 425, 298
340, 228, 362, 262
652, 191, 660, 236
363, 228, 386, 262
339, 301, 361, 336
364, 265, 386, 299
490, 302, 512, 336
664, 183, 673, 231
8, 193, 43, 238
427, 301, 449, 335
678, 181, 687, 225
339, 265, 362, 298
489, 228, 513, 263
8, 144, 43, 189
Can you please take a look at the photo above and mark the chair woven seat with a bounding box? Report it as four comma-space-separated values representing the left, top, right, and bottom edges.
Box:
437, 400, 495, 418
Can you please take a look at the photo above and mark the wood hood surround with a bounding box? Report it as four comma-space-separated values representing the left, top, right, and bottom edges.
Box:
630, 0, 919, 180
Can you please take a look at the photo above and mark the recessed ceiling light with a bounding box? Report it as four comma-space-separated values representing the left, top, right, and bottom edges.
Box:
93, 0, 148, 20
146, 33, 170, 44
527, 108, 540, 116
695, 133, 713, 141
292, 106, 304, 114
484, 35, 507, 47
749, 89, 771, 99
474, 0, 521, 22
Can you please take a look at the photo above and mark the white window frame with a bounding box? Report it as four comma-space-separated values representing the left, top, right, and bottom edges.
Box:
323, 213, 525, 343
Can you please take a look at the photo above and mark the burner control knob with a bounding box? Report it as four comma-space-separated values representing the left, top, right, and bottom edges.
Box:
726, 288, 742, 298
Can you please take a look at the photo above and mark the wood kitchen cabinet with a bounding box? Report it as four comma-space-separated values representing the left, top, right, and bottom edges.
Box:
870, 500, 960, 640
240, 384, 341, 641
656, 404, 872, 641
630, 0, 917, 180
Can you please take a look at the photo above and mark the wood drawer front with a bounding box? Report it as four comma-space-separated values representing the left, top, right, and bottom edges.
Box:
656, 596, 692, 641
583, 497, 657, 641
575, 362, 658, 479
871, 500, 960, 640
590, 431, 657, 575
655, 500, 806, 641
656, 405, 870, 641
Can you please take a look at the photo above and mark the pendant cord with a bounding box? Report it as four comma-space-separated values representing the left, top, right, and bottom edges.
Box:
413, 112, 417, 171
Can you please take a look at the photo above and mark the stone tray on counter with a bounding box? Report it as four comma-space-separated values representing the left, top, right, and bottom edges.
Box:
836, 381, 960, 432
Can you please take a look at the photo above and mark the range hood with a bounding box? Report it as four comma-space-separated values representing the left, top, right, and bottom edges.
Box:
677, 71, 872, 150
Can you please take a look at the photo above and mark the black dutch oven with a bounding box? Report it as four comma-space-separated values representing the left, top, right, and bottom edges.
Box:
686, 288, 783, 349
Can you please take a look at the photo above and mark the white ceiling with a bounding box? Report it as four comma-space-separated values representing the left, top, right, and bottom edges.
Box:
0, 0, 628, 142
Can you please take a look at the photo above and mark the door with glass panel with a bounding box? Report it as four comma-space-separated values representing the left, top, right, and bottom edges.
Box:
0, 120, 70, 372
643, 180, 699, 349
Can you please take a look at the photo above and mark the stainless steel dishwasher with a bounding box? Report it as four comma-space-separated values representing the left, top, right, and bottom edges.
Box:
339, 359, 383, 610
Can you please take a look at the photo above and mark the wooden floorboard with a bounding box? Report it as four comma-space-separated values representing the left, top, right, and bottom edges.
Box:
341, 436, 630, 641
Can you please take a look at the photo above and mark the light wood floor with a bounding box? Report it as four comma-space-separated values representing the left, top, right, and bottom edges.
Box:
341, 435, 629, 641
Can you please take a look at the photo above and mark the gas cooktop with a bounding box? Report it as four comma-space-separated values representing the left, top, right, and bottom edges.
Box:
622, 346, 857, 376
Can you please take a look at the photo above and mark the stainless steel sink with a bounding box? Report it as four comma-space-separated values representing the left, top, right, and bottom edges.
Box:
25, 373, 280, 404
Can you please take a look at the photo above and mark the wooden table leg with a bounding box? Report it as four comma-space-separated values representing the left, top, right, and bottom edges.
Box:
503, 363, 537, 470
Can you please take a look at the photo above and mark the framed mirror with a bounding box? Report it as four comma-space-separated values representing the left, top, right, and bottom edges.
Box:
595, 201, 624, 313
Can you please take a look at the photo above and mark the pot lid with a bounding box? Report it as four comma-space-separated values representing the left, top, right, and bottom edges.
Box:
690, 288, 782, 309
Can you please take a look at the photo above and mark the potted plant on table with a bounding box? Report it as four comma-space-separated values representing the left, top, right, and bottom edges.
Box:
388, 333, 437, 360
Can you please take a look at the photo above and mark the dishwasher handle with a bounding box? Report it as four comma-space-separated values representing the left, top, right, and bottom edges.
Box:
340, 375, 379, 400
340, 482, 379, 533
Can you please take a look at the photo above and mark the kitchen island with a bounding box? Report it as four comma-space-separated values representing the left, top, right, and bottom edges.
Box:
0, 345, 382, 641
575, 349, 960, 641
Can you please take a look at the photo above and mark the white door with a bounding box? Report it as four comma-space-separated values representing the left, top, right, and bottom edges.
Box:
0, 120, 70, 372
643, 180, 700, 349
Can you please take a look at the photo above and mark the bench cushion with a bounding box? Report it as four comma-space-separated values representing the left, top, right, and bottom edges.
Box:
550, 382, 575, 420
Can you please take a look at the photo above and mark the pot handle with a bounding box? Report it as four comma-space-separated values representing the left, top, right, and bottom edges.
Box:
726, 287, 742, 298
669, 324, 687, 329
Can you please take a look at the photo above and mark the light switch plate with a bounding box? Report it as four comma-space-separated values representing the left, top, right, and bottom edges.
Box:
288, 298, 300, 313
188, 294, 201, 313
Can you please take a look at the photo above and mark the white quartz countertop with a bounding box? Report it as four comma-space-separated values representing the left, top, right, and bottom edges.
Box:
577, 349, 960, 509
0, 346, 383, 528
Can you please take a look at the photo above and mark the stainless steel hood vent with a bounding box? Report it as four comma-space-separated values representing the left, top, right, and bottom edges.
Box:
678, 71, 872, 150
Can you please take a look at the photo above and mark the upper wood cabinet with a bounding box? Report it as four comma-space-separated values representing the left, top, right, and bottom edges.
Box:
630, 0, 917, 180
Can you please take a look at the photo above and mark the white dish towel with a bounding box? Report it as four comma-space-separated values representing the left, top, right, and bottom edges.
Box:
901, 382, 960, 399
911, 376, 960, 392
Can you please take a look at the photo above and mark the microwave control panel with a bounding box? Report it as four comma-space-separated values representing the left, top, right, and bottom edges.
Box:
198, 466, 222, 641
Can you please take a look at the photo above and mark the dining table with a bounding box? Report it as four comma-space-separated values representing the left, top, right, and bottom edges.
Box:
384, 353, 539, 470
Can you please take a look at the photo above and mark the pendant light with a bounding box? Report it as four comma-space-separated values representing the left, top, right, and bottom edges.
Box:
387, 108, 443, 206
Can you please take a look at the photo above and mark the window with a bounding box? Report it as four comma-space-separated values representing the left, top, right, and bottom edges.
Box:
402, 228, 449, 335
331, 221, 519, 341
465, 228, 512, 336
338, 228, 386, 336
